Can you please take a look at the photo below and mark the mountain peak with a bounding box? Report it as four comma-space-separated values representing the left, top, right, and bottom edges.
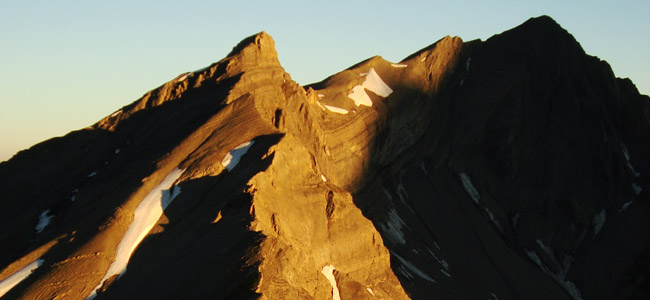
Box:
226, 31, 278, 61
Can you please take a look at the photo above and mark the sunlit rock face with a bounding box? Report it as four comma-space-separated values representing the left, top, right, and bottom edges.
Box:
0, 16, 649, 300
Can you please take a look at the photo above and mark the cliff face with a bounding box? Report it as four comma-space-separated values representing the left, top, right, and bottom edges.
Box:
0, 16, 648, 300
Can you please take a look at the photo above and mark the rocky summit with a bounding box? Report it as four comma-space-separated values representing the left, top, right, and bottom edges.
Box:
0, 15, 649, 300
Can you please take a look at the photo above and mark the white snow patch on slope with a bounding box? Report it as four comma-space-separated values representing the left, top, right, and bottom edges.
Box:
222, 141, 255, 171
484, 208, 502, 231
393, 253, 436, 283
391, 63, 408, 68
381, 208, 406, 244
317, 93, 325, 98
35, 209, 53, 233
621, 143, 640, 177
465, 57, 471, 71
440, 268, 452, 278
619, 200, 634, 212
526, 249, 583, 300
536, 240, 555, 261
366, 287, 375, 295
321, 174, 328, 182
109, 110, 122, 118
347, 68, 393, 107
0, 259, 44, 297
364, 68, 393, 97
87, 168, 185, 300
633, 183, 642, 195
177, 72, 190, 81
320, 265, 341, 300
348, 85, 373, 107
323, 105, 349, 114
459, 173, 480, 203
592, 209, 606, 235
87, 171, 97, 178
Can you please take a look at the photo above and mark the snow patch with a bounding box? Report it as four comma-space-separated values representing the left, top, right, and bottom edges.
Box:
592, 209, 606, 236
87, 171, 97, 178
323, 105, 349, 114
418, 161, 428, 175
317, 93, 325, 99
396, 182, 409, 202
316, 101, 327, 111
177, 72, 190, 81
441, 259, 449, 271
465, 57, 471, 71
320, 265, 341, 300
87, 168, 185, 299
222, 141, 255, 171
393, 253, 436, 283
526, 249, 583, 300
633, 183, 642, 195
536, 239, 560, 269
366, 287, 375, 296
490, 292, 498, 300
619, 200, 634, 212
459, 78, 465, 86
391, 63, 408, 68
484, 208, 502, 231
434, 242, 441, 250
35, 209, 53, 233
0, 259, 44, 297
440, 268, 452, 278
321, 174, 328, 182
420, 57, 427, 62
459, 173, 480, 203
381, 208, 406, 244
621, 143, 640, 177
347, 68, 393, 107
109, 110, 122, 118
114, 149, 121, 154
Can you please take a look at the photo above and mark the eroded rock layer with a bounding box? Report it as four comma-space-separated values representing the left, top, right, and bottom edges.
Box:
0, 16, 648, 300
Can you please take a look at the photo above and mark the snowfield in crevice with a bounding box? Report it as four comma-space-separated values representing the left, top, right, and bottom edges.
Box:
323, 105, 349, 114
380, 208, 407, 244
525, 248, 583, 300
621, 143, 640, 177
592, 209, 606, 236
0, 259, 44, 297
320, 265, 341, 300
459, 173, 480, 203
347, 68, 393, 107
35, 209, 53, 233
222, 141, 255, 171
393, 252, 436, 283
87, 168, 185, 299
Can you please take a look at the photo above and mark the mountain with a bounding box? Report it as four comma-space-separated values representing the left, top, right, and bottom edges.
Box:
0, 15, 648, 300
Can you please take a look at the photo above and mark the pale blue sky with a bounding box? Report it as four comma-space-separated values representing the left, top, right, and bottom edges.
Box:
1, 0, 648, 161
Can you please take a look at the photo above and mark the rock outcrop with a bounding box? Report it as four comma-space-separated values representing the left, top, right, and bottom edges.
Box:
0, 16, 648, 300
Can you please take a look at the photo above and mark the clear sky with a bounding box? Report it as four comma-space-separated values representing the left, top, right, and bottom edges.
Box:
1, 0, 648, 162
